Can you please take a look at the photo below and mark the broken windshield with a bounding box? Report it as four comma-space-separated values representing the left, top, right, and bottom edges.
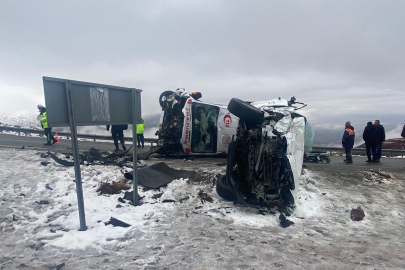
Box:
191, 103, 219, 153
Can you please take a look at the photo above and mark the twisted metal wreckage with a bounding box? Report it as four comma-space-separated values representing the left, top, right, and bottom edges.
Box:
155, 89, 311, 208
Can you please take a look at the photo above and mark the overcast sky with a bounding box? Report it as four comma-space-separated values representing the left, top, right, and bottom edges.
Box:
1, 0, 404, 127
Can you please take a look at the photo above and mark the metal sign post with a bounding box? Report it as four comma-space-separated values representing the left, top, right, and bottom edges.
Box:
65, 81, 87, 231
43, 77, 142, 231
132, 89, 139, 206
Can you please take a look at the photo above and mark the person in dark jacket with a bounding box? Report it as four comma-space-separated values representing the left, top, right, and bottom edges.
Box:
37, 105, 58, 145
401, 124, 405, 138
106, 125, 127, 151
342, 121, 355, 163
374, 120, 385, 162
362, 122, 378, 162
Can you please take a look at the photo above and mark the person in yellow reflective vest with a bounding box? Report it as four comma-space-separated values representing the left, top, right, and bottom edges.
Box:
37, 105, 58, 145
136, 119, 145, 148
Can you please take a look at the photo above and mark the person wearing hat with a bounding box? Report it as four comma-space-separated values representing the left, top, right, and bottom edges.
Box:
342, 121, 355, 163
37, 105, 58, 145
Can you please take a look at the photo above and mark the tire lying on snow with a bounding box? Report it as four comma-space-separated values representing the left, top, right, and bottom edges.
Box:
216, 175, 236, 201
227, 98, 264, 125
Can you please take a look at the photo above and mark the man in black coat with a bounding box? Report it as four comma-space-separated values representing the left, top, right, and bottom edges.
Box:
342, 121, 355, 163
362, 122, 378, 162
374, 120, 385, 162
106, 125, 128, 151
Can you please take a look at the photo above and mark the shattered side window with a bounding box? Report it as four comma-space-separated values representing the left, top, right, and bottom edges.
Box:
191, 103, 219, 153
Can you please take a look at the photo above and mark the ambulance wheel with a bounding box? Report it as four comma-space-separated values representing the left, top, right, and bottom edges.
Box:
159, 91, 174, 107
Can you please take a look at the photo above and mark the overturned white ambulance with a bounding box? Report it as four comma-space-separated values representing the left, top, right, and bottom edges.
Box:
156, 90, 308, 206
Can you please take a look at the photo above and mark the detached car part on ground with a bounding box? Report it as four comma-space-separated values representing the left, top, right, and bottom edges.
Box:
217, 97, 308, 208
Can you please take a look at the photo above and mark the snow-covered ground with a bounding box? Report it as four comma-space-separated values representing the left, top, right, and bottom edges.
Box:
1, 148, 405, 269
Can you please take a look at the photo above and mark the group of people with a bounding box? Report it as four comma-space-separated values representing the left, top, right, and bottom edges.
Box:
106, 121, 145, 151
342, 120, 386, 164
37, 104, 145, 151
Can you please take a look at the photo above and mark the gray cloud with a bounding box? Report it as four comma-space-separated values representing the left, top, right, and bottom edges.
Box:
1, 0, 404, 124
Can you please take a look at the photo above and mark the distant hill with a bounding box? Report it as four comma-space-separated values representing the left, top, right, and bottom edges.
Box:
357, 138, 405, 150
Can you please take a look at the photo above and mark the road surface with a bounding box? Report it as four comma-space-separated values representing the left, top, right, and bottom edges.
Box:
0, 133, 151, 154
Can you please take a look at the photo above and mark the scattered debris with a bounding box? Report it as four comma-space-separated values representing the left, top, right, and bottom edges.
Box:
351, 207, 365, 221
179, 196, 190, 203
279, 213, 294, 228
40, 161, 51, 166
359, 170, 394, 184
97, 181, 130, 195
152, 193, 164, 199
48, 151, 75, 166
35, 200, 49, 205
198, 190, 213, 203
48, 147, 134, 167
162, 199, 176, 203
52, 263, 65, 270
105, 217, 131, 228
124, 162, 194, 189
214, 161, 227, 166
123, 191, 143, 203
20, 146, 25, 150
40, 153, 49, 158
13, 214, 19, 221
45, 184, 53, 190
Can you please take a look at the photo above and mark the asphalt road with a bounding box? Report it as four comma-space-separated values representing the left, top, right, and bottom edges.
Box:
0, 133, 151, 154
1, 132, 404, 172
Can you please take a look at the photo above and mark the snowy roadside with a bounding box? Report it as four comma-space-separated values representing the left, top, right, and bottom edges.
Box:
1, 148, 405, 269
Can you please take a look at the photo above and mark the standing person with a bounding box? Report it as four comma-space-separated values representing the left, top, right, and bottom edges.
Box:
374, 120, 385, 163
401, 124, 405, 167
342, 121, 355, 163
107, 125, 127, 151
137, 119, 145, 148
362, 122, 378, 162
37, 105, 58, 145
402, 124, 405, 138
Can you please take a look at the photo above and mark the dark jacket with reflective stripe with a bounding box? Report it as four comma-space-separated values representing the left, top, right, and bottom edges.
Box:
342, 125, 355, 149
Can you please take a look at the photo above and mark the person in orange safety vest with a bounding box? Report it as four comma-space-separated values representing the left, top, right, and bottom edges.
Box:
342, 121, 355, 163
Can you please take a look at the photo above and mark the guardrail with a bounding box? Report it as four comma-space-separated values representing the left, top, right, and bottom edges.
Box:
1, 126, 404, 156
312, 146, 405, 157
0, 125, 159, 146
